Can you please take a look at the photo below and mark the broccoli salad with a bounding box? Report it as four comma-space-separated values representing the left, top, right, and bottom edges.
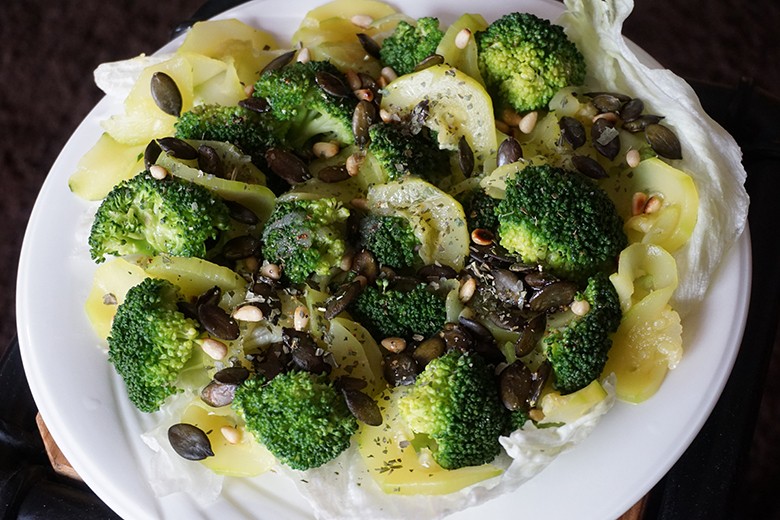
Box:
71, 0, 748, 517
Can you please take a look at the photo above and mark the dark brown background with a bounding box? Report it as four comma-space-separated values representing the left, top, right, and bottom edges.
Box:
1, 0, 779, 517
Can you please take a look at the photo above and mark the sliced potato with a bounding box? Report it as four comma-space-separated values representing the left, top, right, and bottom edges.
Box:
181, 400, 275, 477
356, 386, 503, 494
84, 258, 147, 340
539, 379, 608, 424
435, 14, 488, 85
68, 133, 145, 201
609, 242, 679, 313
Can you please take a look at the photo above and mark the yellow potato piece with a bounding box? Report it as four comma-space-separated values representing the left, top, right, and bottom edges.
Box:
84, 258, 147, 340
297, 0, 398, 30
609, 242, 679, 313
68, 133, 145, 201
540, 379, 608, 424
181, 400, 275, 477
435, 14, 488, 85
603, 301, 683, 403
357, 387, 503, 494
328, 318, 386, 397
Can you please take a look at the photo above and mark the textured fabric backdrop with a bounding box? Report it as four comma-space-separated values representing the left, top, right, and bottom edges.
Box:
1, 0, 778, 516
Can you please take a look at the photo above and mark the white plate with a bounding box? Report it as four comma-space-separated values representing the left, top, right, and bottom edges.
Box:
16, 0, 751, 519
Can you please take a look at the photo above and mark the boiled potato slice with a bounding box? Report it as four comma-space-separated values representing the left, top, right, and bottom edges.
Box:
603, 300, 683, 403
68, 133, 145, 201
328, 317, 386, 397
177, 18, 278, 86
609, 242, 678, 313
609, 158, 699, 253
356, 386, 503, 494
367, 178, 469, 270
84, 258, 147, 340
435, 14, 488, 85
181, 400, 275, 477
156, 153, 275, 225
381, 64, 497, 173
296, 0, 398, 30
539, 379, 608, 424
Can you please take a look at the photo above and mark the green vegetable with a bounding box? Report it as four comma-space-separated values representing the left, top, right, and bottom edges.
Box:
260, 197, 350, 284
399, 351, 508, 469
233, 371, 357, 470
107, 278, 201, 413
174, 104, 284, 165
545, 272, 622, 394
476, 12, 585, 112
367, 122, 450, 182
379, 17, 445, 76
461, 187, 499, 233
358, 214, 420, 269
496, 164, 626, 280
88, 171, 230, 263
252, 60, 356, 150
350, 283, 446, 340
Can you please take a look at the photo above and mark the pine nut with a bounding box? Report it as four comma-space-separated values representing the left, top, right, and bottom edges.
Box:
312, 141, 340, 158
626, 148, 641, 168
459, 276, 477, 303
592, 111, 619, 123
571, 299, 591, 316
518, 111, 539, 134
346, 153, 363, 176
495, 119, 511, 134
381, 337, 407, 353
350, 14, 373, 28
455, 28, 472, 49
149, 164, 168, 180
220, 425, 241, 444
293, 305, 310, 331
260, 262, 282, 281
243, 84, 255, 97
501, 107, 522, 127
632, 192, 648, 216
471, 228, 494, 246
644, 195, 662, 214
201, 338, 228, 360
353, 88, 374, 102
297, 47, 311, 63
350, 197, 368, 211
233, 305, 263, 322
380, 66, 398, 83
345, 69, 362, 91
529, 408, 545, 422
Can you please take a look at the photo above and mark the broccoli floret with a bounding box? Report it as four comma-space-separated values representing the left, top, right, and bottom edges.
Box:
261, 198, 350, 284
174, 104, 284, 164
252, 61, 356, 150
233, 371, 357, 470
107, 278, 201, 413
399, 351, 508, 469
380, 17, 445, 76
544, 273, 622, 394
367, 122, 450, 182
461, 187, 499, 233
358, 214, 420, 269
496, 164, 626, 280
88, 171, 230, 263
350, 283, 446, 340
476, 12, 586, 112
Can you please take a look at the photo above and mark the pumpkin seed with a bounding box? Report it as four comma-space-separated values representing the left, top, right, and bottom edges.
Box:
317, 164, 351, 183
168, 423, 213, 460
265, 147, 311, 184
198, 303, 240, 340
200, 381, 237, 408
352, 100, 376, 148
315, 71, 353, 98
197, 144, 222, 177
260, 50, 296, 75
238, 96, 270, 114
225, 200, 259, 225
619, 98, 644, 122
497, 136, 523, 166
343, 389, 383, 425
413, 54, 444, 72
383, 352, 419, 386
645, 123, 682, 160
157, 137, 199, 160
622, 114, 664, 133
499, 361, 533, 411
458, 135, 475, 177
571, 154, 608, 179
528, 281, 578, 312
143, 139, 162, 169
150, 72, 182, 117
356, 33, 381, 59
558, 116, 586, 149
591, 118, 620, 160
